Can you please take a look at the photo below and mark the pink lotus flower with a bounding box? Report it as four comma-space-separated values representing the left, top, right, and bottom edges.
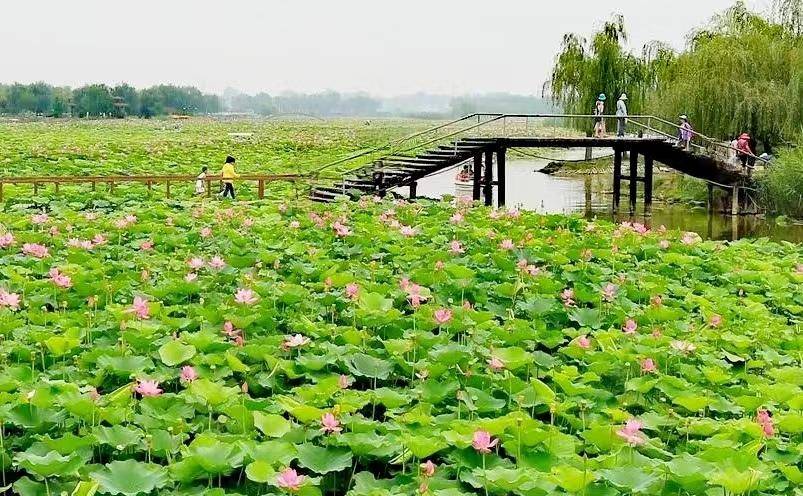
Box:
420, 460, 436, 477
487, 356, 505, 372
128, 296, 150, 319
283, 334, 310, 349
489, 210, 502, 220
0, 232, 14, 248
434, 308, 452, 325
560, 288, 576, 308
602, 283, 617, 302
472, 430, 498, 453
0, 289, 21, 310
338, 374, 351, 389
22, 243, 49, 259
400, 225, 417, 237
709, 314, 723, 327
670, 340, 696, 353
450, 212, 464, 224
48, 226, 60, 237
93, 234, 107, 246
48, 268, 72, 288
222, 321, 238, 336
796, 264, 803, 275
140, 240, 154, 251
184, 273, 198, 282
641, 358, 657, 373
31, 213, 49, 225
234, 288, 258, 305
320, 413, 342, 434
651, 328, 663, 338
406, 283, 428, 308
140, 269, 150, 282
434, 260, 445, 271
180, 365, 198, 382
135, 379, 162, 397
88, 387, 101, 401
84, 212, 99, 221
681, 232, 700, 245
499, 239, 515, 250
576, 335, 591, 349
208, 256, 226, 270
289, 220, 301, 229
756, 409, 774, 437
616, 419, 646, 446
125, 214, 137, 224
659, 239, 670, 249
333, 222, 351, 237
200, 227, 212, 238
623, 319, 638, 335
506, 207, 521, 219
243, 217, 254, 228
449, 240, 464, 255
188, 257, 205, 269
345, 283, 360, 300
651, 295, 663, 307
276, 468, 305, 492
67, 238, 93, 250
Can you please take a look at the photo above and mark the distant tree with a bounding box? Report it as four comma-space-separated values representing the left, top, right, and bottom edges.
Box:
112, 84, 140, 117
775, 0, 803, 34
138, 88, 163, 118
72, 84, 115, 117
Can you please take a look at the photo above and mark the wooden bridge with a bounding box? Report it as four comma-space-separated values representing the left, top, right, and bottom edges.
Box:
309, 113, 763, 214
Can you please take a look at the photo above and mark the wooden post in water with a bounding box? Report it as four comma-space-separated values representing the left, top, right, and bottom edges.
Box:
409, 181, 418, 200
473, 153, 482, 201
585, 130, 593, 160
629, 150, 639, 213
497, 147, 506, 207
483, 149, 493, 207
731, 186, 739, 216
644, 154, 654, 215
612, 147, 622, 212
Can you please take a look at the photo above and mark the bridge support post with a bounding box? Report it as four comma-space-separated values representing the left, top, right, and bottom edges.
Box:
483, 149, 493, 207
585, 131, 593, 160
644, 154, 654, 215
707, 184, 714, 213
473, 153, 482, 202
731, 186, 739, 216
612, 147, 622, 212
409, 181, 417, 200
497, 147, 506, 207
629, 150, 639, 214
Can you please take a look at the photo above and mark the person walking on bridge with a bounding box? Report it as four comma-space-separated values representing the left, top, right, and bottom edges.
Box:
593, 94, 606, 137
677, 115, 693, 151
616, 93, 628, 137
736, 133, 754, 168
220, 156, 238, 199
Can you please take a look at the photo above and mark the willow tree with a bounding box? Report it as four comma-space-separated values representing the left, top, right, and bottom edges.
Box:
547, 15, 672, 129
650, 2, 803, 148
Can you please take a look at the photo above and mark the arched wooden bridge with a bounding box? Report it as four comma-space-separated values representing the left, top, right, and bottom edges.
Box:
309, 113, 763, 214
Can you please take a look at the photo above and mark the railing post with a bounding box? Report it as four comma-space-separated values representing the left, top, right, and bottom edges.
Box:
206, 179, 212, 197
165, 180, 170, 198
0, 181, 3, 202
258, 179, 265, 199
33, 182, 38, 196
91, 181, 96, 192
54, 182, 59, 194
409, 181, 417, 200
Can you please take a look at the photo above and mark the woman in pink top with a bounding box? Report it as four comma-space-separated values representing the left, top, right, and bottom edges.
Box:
677, 115, 693, 151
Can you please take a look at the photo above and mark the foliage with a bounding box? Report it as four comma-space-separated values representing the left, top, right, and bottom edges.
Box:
650, 2, 803, 148
757, 141, 803, 216
0, 197, 799, 495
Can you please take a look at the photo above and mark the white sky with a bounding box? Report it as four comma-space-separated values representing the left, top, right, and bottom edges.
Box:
1, 0, 769, 96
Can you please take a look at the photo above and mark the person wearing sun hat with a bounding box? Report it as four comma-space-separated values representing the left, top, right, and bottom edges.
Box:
616, 93, 628, 137
593, 93, 606, 137
677, 115, 693, 151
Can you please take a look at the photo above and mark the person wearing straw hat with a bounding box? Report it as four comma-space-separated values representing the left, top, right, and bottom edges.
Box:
593, 93, 606, 137
677, 115, 693, 151
616, 93, 628, 137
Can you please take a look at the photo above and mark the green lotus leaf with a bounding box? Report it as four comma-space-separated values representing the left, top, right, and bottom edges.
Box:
90, 460, 169, 495
158, 340, 196, 366
296, 443, 352, 474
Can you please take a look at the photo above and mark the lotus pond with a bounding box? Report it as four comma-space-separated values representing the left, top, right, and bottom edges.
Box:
0, 197, 801, 496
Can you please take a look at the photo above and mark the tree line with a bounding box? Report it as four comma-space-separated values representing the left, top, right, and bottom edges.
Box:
0, 83, 222, 118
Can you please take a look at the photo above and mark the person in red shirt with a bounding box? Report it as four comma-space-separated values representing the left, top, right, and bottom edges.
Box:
736, 133, 754, 168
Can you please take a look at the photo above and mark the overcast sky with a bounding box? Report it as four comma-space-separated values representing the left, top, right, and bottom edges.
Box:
2, 0, 769, 96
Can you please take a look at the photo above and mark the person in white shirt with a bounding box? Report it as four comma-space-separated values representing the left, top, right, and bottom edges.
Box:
616, 94, 628, 137
195, 166, 208, 195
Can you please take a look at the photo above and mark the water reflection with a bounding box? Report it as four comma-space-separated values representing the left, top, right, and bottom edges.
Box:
397, 157, 803, 243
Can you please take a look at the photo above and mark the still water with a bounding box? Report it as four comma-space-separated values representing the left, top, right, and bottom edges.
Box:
395, 155, 803, 243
